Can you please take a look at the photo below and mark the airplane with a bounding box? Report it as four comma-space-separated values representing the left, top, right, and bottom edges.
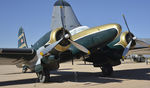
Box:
0, 0, 150, 83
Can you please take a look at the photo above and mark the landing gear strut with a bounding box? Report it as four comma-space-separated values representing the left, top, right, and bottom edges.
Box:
36, 69, 50, 83
100, 64, 113, 76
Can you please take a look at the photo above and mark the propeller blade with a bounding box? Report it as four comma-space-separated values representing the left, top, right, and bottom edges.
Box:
136, 39, 150, 47
68, 39, 91, 55
36, 56, 42, 65
122, 40, 132, 59
40, 38, 63, 56
36, 47, 45, 65
122, 14, 131, 33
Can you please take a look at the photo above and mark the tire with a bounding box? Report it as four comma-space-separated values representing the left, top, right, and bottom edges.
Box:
37, 70, 50, 83
100, 64, 113, 76
22, 67, 27, 73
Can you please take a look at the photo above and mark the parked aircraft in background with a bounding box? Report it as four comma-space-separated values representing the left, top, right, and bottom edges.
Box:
0, 0, 150, 83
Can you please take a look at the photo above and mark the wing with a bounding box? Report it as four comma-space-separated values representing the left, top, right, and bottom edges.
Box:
0, 48, 36, 65
128, 38, 150, 55
128, 47, 150, 55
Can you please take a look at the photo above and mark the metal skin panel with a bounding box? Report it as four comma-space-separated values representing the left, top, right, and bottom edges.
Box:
107, 34, 124, 49
72, 24, 121, 41
70, 28, 119, 55
32, 32, 51, 50
107, 31, 129, 50
51, 0, 81, 31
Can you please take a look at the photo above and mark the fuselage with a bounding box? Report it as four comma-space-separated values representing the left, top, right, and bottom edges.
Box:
27, 24, 122, 71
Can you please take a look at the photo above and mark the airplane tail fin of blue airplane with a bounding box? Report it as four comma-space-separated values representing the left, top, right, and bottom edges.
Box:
18, 27, 28, 48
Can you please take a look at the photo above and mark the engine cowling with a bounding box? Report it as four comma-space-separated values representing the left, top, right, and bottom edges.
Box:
48, 28, 71, 52
116, 31, 136, 48
107, 31, 136, 49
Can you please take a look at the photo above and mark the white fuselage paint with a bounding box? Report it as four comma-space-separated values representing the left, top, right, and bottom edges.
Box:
69, 26, 89, 36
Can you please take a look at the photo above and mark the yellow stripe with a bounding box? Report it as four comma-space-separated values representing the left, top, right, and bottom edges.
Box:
72, 24, 121, 41
19, 43, 26, 48
18, 33, 24, 39
114, 31, 129, 48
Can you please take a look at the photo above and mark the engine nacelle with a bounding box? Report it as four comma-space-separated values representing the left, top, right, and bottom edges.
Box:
108, 31, 136, 49
48, 28, 71, 52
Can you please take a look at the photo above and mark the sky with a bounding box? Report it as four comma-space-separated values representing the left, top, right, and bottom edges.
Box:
0, 0, 150, 48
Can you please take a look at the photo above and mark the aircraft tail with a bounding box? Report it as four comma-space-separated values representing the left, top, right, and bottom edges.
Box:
18, 27, 28, 48
50, 0, 81, 30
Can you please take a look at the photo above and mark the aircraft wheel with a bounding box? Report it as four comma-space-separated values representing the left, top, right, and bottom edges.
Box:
22, 66, 28, 73
37, 70, 50, 83
100, 64, 113, 76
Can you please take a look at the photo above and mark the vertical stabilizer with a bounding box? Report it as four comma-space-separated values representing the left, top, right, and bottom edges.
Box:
18, 27, 28, 48
50, 0, 81, 30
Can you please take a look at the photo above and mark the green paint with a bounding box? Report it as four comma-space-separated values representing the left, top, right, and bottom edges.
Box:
32, 31, 51, 50
70, 28, 118, 55
107, 34, 124, 50
35, 64, 43, 72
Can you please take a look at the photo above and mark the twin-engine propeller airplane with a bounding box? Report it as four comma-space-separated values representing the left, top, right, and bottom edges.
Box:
0, 0, 150, 83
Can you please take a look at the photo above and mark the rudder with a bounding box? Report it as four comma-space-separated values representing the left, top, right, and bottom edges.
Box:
18, 27, 28, 48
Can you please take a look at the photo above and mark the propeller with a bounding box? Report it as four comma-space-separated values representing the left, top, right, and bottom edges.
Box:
122, 14, 133, 59
122, 14, 150, 59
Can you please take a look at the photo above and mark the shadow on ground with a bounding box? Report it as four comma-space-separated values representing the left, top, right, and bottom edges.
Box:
0, 68, 150, 86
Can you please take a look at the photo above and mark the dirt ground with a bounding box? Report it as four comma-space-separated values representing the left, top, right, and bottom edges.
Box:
0, 60, 150, 88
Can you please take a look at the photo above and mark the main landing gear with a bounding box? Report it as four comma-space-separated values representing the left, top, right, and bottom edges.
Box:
100, 64, 113, 76
36, 69, 50, 83
22, 65, 28, 73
